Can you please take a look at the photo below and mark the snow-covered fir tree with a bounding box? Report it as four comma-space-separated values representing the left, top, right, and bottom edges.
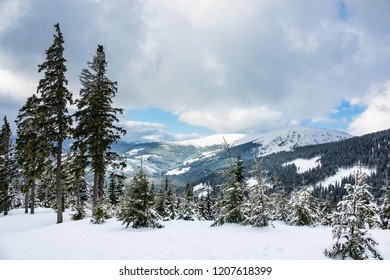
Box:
165, 179, 177, 220
269, 173, 288, 222
108, 172, 125, 208
319, 198, 334, 226
379, 174, 390, 229
117, 164, 163, 228
197, 186, 216, 221
36, 23, 73, 223
62, 149, 88, 220
286, 183, 320, 226
242, 160, 271, 227
177, 182, 196, 221
212, 151, 246, 226
73, 44, 125, 222
324, 165, 383, 260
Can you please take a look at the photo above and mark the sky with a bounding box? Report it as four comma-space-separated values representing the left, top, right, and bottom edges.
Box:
0, 0, 390, 141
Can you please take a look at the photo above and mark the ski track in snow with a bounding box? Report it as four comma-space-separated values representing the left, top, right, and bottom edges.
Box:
1, 208, 389, 260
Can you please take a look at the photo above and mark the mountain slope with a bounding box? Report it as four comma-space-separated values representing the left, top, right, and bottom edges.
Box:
113, 127, 352, 187
252, 127, 352, 156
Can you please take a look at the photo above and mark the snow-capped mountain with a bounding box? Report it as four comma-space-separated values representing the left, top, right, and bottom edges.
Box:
252, 127, 352, 156
113, 126, 352, 186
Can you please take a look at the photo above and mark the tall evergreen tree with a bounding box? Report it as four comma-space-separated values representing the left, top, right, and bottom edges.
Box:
0, 116, 14, 215
36, 23, 73, 223
212, 150, 246, 226
117, 164, 163, 228
324, 165, 383, 260
73, 45, 125, 221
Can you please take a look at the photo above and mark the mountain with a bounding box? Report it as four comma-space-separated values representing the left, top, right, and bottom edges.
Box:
113, 126, 352, 187
251, 126, 352, 156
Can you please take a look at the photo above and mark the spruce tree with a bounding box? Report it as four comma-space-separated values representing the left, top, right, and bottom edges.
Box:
73, 45, 125, 221
62, 148, 88, 220
36, 23, 73, 223
379, 174, 390, 229
0, 116, 14, 215
269, 174, 288, 221
212, 151, 246, 226
15, 95, 47, 214
242, 160, 270, 227
197, 186, 216, 221
286, 185, 320, 226
108, 172, 125, 208
117, 164, 163, 228
177, 182, 196, 221
324, 165, 383, 260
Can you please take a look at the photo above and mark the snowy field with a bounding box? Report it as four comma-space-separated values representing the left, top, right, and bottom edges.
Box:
1, 208, 389, 260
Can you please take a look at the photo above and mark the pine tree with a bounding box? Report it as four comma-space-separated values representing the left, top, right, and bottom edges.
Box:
242, 160, 270, 227
15, 94, 45, 214
0, 116, 14, 215
108, 172, 125, 208
269, 173, 288, 221
117, 164, 163, 228
62, 148, 88, 220
177, 182, 196, 221
73, 45, 125, 221
324, 165, 383, 260
36, 23, 73, 223
197, 186, 216, 221
379, 174, 390, 229
212, 150, 246, 226
286, 184, 320, 226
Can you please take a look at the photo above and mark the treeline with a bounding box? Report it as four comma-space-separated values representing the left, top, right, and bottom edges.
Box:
0, 23, 125, 223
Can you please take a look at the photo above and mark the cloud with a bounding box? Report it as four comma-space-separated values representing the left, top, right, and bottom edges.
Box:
348, 82, 390, 135
1, 0, 390, 136
0, 0, 29, 33
178, 105, 283, 133
121, 120, 202, 142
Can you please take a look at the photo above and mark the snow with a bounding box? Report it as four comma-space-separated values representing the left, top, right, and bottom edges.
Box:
283, 156, 321, 174
1, 208, 389, 260
318, 166, 376, 187
252, 127, 351, 156
165, 167, 191, 176
172, 134, 245, 148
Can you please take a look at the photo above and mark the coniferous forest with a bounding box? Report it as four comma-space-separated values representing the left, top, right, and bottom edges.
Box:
0, 24, 389, 261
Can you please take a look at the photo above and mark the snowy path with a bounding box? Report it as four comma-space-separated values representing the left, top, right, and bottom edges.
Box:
0, 208, 389, 260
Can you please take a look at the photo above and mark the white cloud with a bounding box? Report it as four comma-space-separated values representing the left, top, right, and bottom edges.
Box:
0, 0, 29, 33
348, 82, 390, 135
0, 65, 36, 101
1, 0, 390, 136
121, 120, 202, 142
178, 105, 283, 133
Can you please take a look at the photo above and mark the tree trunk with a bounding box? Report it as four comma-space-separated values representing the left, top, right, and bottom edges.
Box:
92, 171, 99, 214
31, 178, 35, 214
24, 192, 28, 214
76, 176, 82, 215
98, 172, 104, 203
56, 140, 63, 224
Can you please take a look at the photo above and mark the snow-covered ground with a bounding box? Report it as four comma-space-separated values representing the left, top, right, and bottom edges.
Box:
1, 208, 389, 260
282, 156, 321, 174
318, 166, 376, 188
165, 167, 191, 176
